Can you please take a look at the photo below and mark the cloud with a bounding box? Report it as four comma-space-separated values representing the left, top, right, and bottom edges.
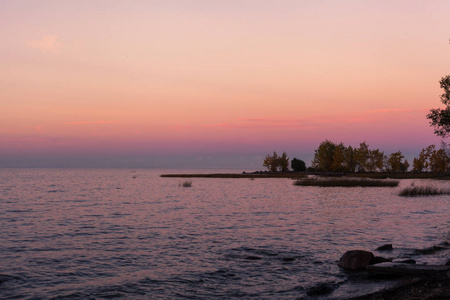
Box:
65, 121, 119, 125
27, 35, 62, 53
201, 108, 426, 131
363, 108, 428, 114
203, 118, 314, 130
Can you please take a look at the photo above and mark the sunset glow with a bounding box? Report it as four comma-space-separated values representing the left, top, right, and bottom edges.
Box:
1, 0, 449, 168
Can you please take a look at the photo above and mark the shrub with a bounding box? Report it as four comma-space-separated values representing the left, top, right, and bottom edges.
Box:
398, 186, 450, 197
179, 180, 192, 187
291, 158, 307, 172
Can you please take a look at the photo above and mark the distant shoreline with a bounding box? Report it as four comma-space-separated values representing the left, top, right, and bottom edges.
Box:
160, 172, 450, 179
160, 173, 305, 178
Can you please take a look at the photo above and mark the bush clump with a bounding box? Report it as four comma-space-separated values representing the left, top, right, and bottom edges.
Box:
293, 178, 399, 187
179, 180, 192, 187
398, 186, 450, 197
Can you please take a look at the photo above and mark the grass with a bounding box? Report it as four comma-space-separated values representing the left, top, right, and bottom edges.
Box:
398, 186, 450, 197
179, 180, 192, 187
293, 177, 399, 187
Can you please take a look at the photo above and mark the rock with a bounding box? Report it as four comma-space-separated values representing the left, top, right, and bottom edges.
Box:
367, 262, 450, 275
445, 260, 450, 266
416, 245, 445, 254
338, 250, 375, 270
306, 282, 335, 296
396, 259, 416, 264
372, 256, 392, 264
376, 244, 393, 251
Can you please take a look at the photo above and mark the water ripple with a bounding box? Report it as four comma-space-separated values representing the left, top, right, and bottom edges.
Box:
0, 169, 449, 299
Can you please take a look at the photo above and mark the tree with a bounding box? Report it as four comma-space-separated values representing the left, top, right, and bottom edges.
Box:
367, 149, 385, 172
291, 158, 306, 172
263, 151, 290, 172
427, 75, 450, 137
312, 140, 336, 172
331, 143, 346, 172
429, 148, 449, 173
355, 142, 370, 172
412, 144, 450, 173
279, 152, 290, 172
413, 151, 427, 173
263, 151, 279, 172
400, 159, 410, 172
386, 151, 409, 172
343, 145, 357, 172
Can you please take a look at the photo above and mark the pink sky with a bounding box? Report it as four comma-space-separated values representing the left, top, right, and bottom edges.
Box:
1, 0, 449, 168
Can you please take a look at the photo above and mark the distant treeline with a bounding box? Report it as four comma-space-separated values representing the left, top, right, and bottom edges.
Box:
264, 140, 450, 174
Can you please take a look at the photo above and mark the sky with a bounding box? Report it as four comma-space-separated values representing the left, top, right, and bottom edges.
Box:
1, 0, 449, 169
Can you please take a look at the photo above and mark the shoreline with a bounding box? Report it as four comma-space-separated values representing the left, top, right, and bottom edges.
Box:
160, 172, 450, 180
160, 173, 305, 178
348, 271, 450, 300
339, 243, 450, 299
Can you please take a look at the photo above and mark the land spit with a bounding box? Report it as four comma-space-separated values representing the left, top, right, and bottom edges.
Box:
160, 172, 450, 180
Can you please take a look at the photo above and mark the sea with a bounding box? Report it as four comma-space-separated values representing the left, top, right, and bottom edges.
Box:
0, 168, 449, 299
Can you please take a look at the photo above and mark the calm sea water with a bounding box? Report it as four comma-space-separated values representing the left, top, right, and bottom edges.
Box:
0, 168, 449, 299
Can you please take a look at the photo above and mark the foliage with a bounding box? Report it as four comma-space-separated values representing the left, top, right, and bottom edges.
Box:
412, 144, 450, 174
398, 185, 450, 197
413, 147, 431, 172
429, 148, 449, 173
291, 158, 306, 172
279, 152, 290, 172
385, 151, 409, 172
311, 140, 337, 172
263, 151, 279, 172
366, 149, 385, 172
427, 75, 450, 137
312, 140, 386, 172
332, 143, 346, 172
263, 151, 290, 172
343, 145, 357, 173
355, 142, 370, 172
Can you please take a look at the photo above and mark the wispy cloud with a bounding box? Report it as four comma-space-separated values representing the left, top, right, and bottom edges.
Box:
363, 108, 426, 114
27, 35, 62, 53
201, 108, 425, 131
65, 121, 119, 125
203, 118, 314, 130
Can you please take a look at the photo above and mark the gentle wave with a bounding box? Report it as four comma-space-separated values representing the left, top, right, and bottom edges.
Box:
0, 169, 449, 299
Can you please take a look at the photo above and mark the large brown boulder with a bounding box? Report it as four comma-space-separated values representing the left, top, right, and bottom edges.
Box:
338, 250, 374, 270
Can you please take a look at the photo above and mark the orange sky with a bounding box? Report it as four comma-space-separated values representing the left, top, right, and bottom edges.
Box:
1, 0, 449, 168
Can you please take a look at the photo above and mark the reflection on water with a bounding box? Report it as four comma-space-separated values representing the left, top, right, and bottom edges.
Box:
0, 169, 449, 299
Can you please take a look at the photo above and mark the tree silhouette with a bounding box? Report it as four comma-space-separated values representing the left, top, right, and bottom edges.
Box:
427, 75, 450, 137
291, 158, 306, 172
263, 151, 290, 172
263, 151, 279, 172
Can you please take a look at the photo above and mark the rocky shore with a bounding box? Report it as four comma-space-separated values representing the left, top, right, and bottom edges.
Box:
349, 271, 450, 300
337, 243, 450, 300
